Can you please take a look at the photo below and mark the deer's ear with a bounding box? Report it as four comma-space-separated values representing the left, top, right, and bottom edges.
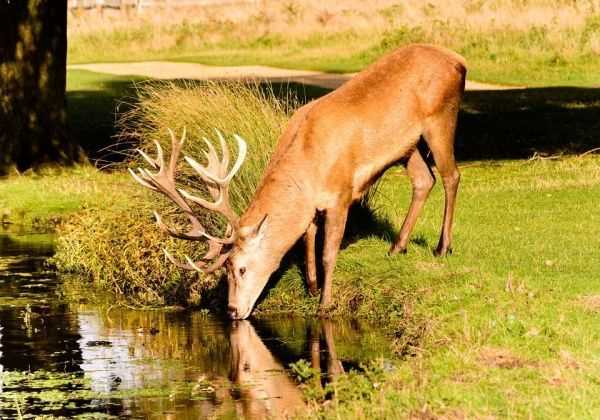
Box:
252, 214, 269, 241
240, 214, 269, 241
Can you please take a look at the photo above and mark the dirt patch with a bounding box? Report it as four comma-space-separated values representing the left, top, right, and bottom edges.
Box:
478, 347, 529, 369
579, 295, 600, 312
546, 350, 582, 388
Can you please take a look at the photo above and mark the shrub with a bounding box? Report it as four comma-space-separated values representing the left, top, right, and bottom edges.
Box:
54, 81, 294, 306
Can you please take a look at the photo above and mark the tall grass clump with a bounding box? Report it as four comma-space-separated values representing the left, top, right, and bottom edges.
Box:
54, 81, 293, 306
119, 80, 293, 213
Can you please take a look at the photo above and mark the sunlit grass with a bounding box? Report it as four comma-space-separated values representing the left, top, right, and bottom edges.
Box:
2, 67, 599, 417
5, 155, 598, 417
267, 156, 600, 418
0, 167, 114, 226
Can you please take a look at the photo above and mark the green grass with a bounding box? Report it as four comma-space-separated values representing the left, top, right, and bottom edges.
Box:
0, 167, 117, 226
2, 70, 599, 417
167, 24, 600, 87
263, 156, 600, 418
4, 155, 599, 418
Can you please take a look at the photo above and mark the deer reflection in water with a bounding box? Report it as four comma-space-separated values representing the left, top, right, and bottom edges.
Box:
229, 321, 304, 419
229, 320, 347, 419
308, 320, 345, 382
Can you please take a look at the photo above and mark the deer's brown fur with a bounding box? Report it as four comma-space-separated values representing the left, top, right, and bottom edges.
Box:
229, 44, 466, 316
132, 43, 466, 320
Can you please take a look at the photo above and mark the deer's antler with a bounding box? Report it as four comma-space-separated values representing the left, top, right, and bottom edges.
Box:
129, 128, 247, 273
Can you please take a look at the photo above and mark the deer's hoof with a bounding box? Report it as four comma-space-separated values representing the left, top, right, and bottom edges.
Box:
388, 245, 407, 256
434, 247, 452, 257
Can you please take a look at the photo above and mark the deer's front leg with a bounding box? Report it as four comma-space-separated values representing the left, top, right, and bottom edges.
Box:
319, 206, 349, 313
304, 220, 319, 296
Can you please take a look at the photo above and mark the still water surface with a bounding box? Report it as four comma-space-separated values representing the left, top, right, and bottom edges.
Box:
0, 230, 388, 419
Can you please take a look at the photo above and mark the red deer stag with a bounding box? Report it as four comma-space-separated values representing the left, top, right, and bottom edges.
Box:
130, 44, 466, 319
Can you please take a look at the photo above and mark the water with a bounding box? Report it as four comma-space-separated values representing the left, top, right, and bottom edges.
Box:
0, 229, 389, 419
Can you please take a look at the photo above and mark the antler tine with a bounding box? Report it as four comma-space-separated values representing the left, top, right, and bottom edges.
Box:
163, 248, 205, 271
165, 127, 184, 177
128, 167, 158, 191
200, 252, 231, 273
137, 147, 160, 170
181, 146, 241, 232
164, 248, 230, 273
132, 129, 207, 241
203, 240, 224, 261
215, 129, 230, 177
202, 137, 220, 167
153, 211, 208, 241
178, 187, 224, 211
229, 135, 247, 181
184, 134, 246, 186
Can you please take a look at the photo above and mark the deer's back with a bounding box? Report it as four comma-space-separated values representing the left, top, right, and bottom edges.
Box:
263, 44, 466, 206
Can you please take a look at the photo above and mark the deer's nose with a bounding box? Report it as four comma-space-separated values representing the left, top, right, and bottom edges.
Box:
228, 304, 239, 319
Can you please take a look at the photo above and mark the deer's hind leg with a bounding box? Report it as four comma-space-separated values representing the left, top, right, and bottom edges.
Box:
423, 107, 461, 257
389, 148, 436, 255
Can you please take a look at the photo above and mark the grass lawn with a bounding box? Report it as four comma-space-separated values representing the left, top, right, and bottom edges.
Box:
263, 156, 600, 418
2, 69, 599, 418
69, 30, 600, 87
3, 155, 599, 418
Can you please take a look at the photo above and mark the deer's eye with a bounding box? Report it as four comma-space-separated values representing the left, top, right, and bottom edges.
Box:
239, 267, 246, 276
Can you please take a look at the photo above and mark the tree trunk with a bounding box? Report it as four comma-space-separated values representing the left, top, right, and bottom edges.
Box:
0, 0, 81, 175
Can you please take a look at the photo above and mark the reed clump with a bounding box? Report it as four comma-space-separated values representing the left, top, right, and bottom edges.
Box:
54, 81, 293, 306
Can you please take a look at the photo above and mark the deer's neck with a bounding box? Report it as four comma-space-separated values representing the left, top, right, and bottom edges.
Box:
241, 170, 316, 263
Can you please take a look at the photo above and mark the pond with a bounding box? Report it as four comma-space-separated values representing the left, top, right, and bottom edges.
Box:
0, 229, 390, 419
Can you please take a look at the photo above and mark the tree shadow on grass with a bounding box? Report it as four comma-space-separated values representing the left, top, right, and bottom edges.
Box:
67, 74, 600, 164
269, 83, 600, 161
457, 87, 600, 160
66, 76, 140, 166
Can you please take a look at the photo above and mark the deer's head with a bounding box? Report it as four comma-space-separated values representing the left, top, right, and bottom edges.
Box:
229, 321, 304, 417
129, 128, 270, 319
